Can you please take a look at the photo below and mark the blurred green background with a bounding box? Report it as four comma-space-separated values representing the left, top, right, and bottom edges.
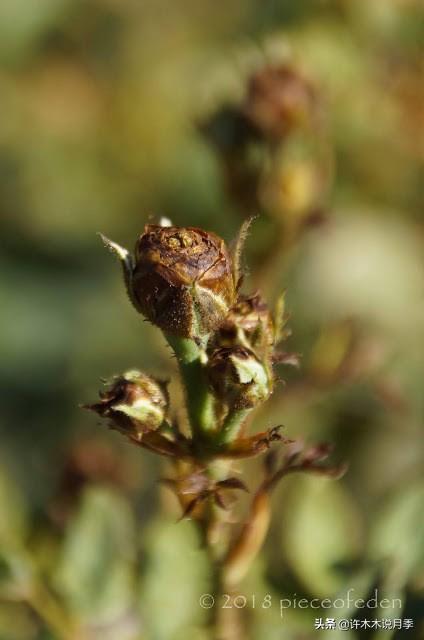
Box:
0, 1, 423, 638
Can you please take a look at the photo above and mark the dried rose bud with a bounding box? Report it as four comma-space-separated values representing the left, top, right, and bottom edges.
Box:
207, 346, 272, 409
198, 107, 264, 212
244, 64, 316, 141
85, 370, 168, 437
213, 293, 274, 356
132, 225, 236, 339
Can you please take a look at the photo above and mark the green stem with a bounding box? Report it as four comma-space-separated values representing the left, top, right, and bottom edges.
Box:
165, 335, 216, 439
216, 408, 251, 446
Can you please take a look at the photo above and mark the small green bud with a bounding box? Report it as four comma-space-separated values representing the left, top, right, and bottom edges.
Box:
207, 347, 272, 409
86, 370, 168, 437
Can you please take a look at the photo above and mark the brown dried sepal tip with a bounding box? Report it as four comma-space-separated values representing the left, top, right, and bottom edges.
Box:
133, 225, 236, 338
263, 441, 348, 492
162, 470, 249, 521
244, 64, 317, 141
213, 293, 274, 356
222, 440, 346, 586
84, 370, 168, 439
221, 426, 292, 459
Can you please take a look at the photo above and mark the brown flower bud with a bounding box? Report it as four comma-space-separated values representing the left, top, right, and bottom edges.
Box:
244, 64, 316, 141
207, 346, 272, 409
132, 225, 235, 339
214, 293, 274, 356
85, 370, 168, 437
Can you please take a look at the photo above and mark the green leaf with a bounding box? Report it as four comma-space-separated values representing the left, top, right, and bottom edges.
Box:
281, 476, 362, 597
139, 518, 209, 640
368, 481, 424, 583
55, 486, 138, 630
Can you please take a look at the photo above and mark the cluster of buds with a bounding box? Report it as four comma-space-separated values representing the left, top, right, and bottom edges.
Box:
200, 61, 330, 246
92, 221, 298, 454
86, 219, 343, 593
243, 64, 317, 142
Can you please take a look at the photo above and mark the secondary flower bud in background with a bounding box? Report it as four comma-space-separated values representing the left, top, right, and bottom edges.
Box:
85, 370, 168, 437
214, 293, 274, 357
207, 346, 272, 410
244, 64, 316, 141
133, 225, 236, 339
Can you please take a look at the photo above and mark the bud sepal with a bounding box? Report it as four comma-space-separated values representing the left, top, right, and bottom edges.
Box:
85, 369, 169, 438
207, 346, 272, 411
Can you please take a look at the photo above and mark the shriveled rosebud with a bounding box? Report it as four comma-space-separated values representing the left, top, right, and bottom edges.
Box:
213, 293, 274, 356
132, 225, 236, 339
244, 64, 316, 141
86, 370, 168, 437
207, 346, 272, 409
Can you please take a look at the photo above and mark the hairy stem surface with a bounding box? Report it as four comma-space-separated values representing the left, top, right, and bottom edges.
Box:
166, 335, 216, 439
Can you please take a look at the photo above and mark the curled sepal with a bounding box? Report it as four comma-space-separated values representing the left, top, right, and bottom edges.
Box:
222, 439, 346, 586
162, 471, 250, 521
84, 369, 169, 438
273, 291, 291, 345
215, 477, 249, 493
207, 346, 272, 410
178, 491, 210, 521
217, 425, 292, 460
98, 234, 142, 313
230, 216, 256, 290
128, 430, 190, 459
263, 441, 348, 492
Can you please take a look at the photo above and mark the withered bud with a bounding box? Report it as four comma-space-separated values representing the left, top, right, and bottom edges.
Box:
85, 370, 168, 437
133, 225, 236, 339
244, 64, 316, 141
214, 293, 274, 355
207, 346, 272, 409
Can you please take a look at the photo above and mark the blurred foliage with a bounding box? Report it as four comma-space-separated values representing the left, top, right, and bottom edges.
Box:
0, 0, 423, 638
